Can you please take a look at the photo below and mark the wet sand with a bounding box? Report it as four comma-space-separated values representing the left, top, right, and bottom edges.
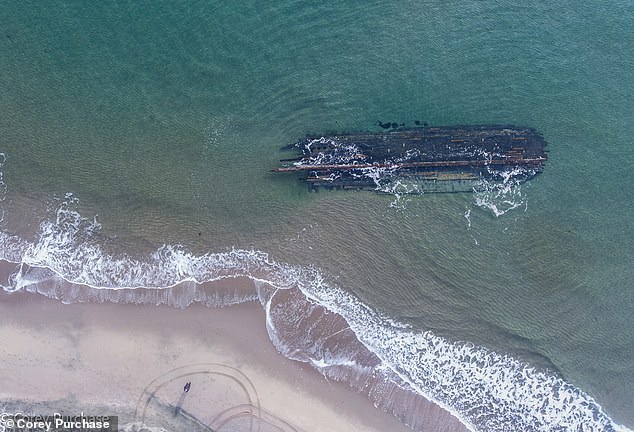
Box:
0, 289, 469, 431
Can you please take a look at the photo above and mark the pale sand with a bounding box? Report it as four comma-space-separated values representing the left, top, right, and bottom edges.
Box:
0, 291, 469, 431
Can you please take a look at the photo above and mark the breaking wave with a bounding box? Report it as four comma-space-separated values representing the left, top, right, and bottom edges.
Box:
0, 195, 630, 432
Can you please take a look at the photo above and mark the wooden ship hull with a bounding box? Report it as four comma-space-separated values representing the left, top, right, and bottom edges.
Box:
273, 125, 548, 193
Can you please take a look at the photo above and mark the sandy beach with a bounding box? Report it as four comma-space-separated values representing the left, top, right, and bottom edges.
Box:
0, 288, 469, 432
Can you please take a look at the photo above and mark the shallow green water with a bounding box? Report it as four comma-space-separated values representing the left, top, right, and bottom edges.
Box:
1, 0, 633, 426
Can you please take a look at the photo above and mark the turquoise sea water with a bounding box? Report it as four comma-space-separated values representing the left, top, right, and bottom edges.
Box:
1, 1, 633, 430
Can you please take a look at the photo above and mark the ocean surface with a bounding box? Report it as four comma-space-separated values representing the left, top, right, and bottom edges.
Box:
1, 1, 633, 430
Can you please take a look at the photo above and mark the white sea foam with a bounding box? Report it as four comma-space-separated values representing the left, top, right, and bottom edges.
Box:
301, 281, 626, 431
299, 137, 362, 166
0, 196, 629, 432
464, 208, 472, 228
473, 166, 533, 217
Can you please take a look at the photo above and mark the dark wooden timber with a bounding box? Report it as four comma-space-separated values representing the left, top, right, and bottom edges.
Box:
273, 125, 547, 192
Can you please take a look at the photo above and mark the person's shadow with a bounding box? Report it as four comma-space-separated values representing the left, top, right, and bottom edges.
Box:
173, 382, 191, 417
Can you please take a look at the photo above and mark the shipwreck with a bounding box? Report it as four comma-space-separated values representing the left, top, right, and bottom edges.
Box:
273, 124, 548, 193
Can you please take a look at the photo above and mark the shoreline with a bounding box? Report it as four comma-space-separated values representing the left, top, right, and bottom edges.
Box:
0, 289, 469, 432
